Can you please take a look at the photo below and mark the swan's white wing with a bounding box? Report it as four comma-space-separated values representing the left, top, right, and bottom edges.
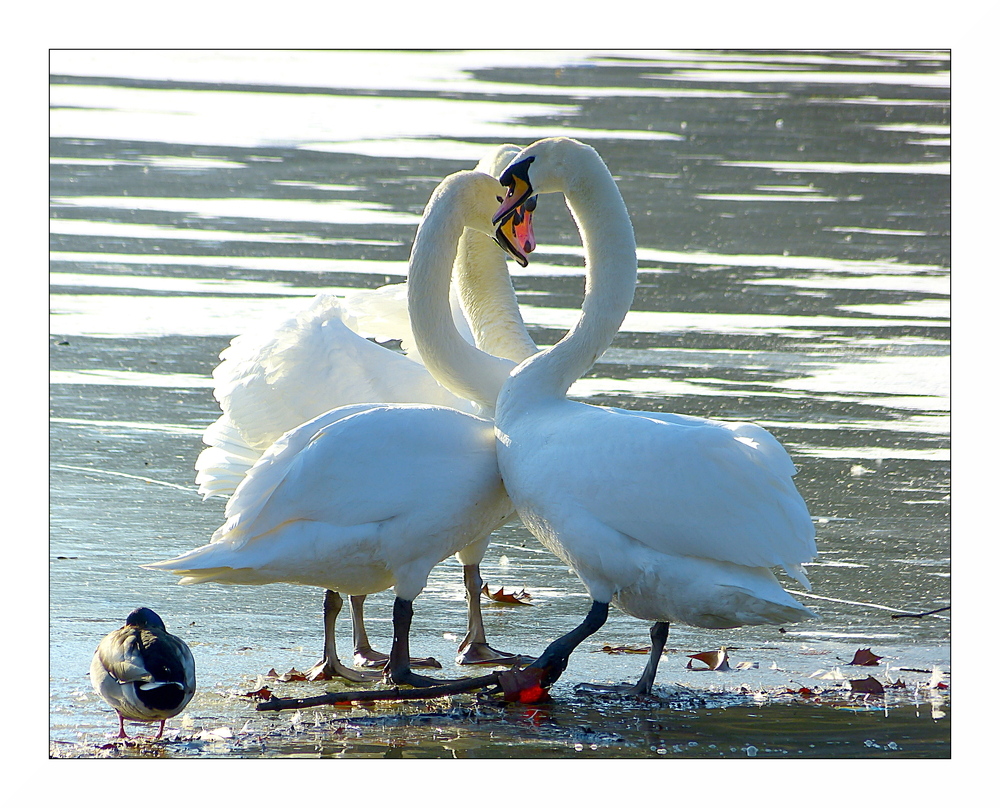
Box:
213, 404, 378, 544
214, 294, 474, 449
340, 282, 476, 359
196, 293, 477, 498
217, 405, 500, 547
513, 404, 816, 577
155, 405, 508, 598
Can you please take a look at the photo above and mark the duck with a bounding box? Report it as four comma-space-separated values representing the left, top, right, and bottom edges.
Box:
190, 145, 538, 678
145, 169, 537, 687
482, 137, 818, 697
89, 607, 196, 739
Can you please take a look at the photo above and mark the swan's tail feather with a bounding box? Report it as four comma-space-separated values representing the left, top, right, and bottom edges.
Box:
194, 416, 263, 499
783, 562, 813, 592
143, 543, 252, 586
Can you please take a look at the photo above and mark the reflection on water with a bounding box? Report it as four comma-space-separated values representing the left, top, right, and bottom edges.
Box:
49, 50, 949, 758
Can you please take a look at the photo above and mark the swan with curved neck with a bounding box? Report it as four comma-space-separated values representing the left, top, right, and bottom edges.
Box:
147, 169, 538, 687
187, 145, 538, 679
484, 137, 817, 696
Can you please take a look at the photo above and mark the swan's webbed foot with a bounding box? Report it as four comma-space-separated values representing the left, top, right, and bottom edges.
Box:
573, 621, 669, 699
355, 647, 441, 669
574, 680, 655, 698
304, 656, 381, 683
353, 648, 388, 668
456, 641, 530, 666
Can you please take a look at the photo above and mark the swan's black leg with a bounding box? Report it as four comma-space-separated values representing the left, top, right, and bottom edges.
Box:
385, 596, 460, 687
304, 590, 379, 682
631, 621, 669, 695
350, 594, 441, 669
577, 620, 670, 696
528, 600, 610, 688
456, 564, 525, 665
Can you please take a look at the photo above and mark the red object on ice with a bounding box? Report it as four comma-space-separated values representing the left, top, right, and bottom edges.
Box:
517, 684, 549, 703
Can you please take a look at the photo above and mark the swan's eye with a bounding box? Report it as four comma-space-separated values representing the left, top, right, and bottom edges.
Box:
497, 196, 503, 203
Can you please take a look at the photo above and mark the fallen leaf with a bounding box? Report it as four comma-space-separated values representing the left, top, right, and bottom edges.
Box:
481, 584, 533, 605
849, 648, 883, 666
686, 649, 731, 671
795, 687, 817, 697
243, 686, 273, 700
268, 668, 309, 682
849, 676, 885, 697
601, 645, 651, 655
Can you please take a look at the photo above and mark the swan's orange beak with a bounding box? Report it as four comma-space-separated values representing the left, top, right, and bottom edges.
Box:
493, 156, 535, 225
494, 195, 536, 267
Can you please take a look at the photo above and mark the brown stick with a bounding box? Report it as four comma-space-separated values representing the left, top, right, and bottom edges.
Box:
255, 671, 504, 711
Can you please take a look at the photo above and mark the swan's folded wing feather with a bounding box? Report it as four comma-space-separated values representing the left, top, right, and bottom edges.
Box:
539, 407, 816, 574
216, 405, 498, 550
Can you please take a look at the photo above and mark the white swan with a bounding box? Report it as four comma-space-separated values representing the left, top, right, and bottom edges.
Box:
484, 137, 817, 696
190, 145, 538, 677
145, 170, 535, 686
89, 607, 196, 739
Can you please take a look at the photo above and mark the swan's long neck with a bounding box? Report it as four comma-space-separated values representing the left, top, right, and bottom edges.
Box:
454, 229, 536, 364
407, 190, 517, 411
506, 158, 636, 402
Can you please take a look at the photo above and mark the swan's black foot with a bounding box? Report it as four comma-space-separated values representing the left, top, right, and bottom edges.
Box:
304, 657, 381, 683
357, 648, 441, 669
456, 641, 530, 666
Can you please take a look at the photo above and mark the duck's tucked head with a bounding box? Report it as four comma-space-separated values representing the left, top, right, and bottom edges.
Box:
125, 607, 167, 631
493, 137, 600, 225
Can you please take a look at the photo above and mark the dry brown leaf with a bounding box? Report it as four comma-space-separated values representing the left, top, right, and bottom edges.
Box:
686, 649, 731, 671
849, 648, 883, 666
601, 645, 651, 655
267, 667, 309, 682
244, 686, 273, 700
849, 675, 885, 697
481, 584, 533, 605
